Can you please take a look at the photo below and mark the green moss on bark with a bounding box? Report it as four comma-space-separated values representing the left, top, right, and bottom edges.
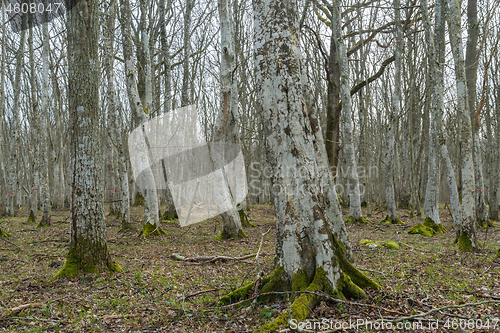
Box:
216, 275, 274, 307
118, 222, 132, 233
423, 217, 447, 233
380, 215, 404, 224
408, 224, 436, 236
138, 222, 167, 237
51, 239, 122, 280
239, 209, 256, 227
333, 234, 381, 289
345, 216, 369, 224
132, 192, 145, 207
456, 232, 474, 252
0, 228, 11, 237
27, 210, 36, 223
160, 209, 178, 222
215, 228, 248, 240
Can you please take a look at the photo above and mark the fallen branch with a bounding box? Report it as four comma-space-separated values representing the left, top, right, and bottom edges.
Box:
0, 303, 46, 319
170, 252, 261, 264
182, 288, 219, 300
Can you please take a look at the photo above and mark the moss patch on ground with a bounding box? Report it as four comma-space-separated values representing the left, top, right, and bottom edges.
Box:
408, 223, 436, 236
360, 239, 400, 249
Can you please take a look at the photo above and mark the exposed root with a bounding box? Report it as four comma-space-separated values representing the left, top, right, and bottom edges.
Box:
138, 222, 167, 237
253, 269, 365, 332
118, 222, 133, 233
217, 237, 380, 331
455, 231, 475, 252
423, 217, 447, 233
239, 209, 256, 227
345, 216, 369, 224
0, 228, 11, 237
27, 210, 36, 223
380, 215, 404, 224
215, 228, 247, 240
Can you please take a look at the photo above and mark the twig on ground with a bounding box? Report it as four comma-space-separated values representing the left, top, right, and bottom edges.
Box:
0, 303, 46, 319
182, 288, 219, 300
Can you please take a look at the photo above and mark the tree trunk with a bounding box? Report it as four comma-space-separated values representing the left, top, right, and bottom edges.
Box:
381, 0, 402, 224
214, 0, 246, 239
465, 0, 488, 226
5, 12, 26, 217
181, 0, 194, 107
215, 1, 380, 329
119, 0, 165, 237
53, 0, 121, 279
447, 0, 477, 251
38, 8, 51, 227
105, 0, 130, 231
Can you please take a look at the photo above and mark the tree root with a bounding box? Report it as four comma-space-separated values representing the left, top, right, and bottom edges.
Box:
138, 222, 166, 237
380, 215, 404, 224
0, 228, 11, 237
408, 224, 436, 236
215, 228, 247, 240
345, 216, 369, 224
217, 236, 380, 331
423, 217, 447, 233
239, 209, 257, 227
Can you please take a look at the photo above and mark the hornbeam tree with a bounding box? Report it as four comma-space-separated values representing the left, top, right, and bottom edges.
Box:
216, 1, 379, 330
53, 0, 121, 278
213, 0, 246, 239
447, 0, 477, 251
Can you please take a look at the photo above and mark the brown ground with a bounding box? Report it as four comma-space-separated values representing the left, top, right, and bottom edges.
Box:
0, 203, 499, 332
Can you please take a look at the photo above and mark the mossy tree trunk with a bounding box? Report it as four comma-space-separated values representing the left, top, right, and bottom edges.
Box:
54, 0, 121, 279
447, 0, 477, 251
221, 1, 379, 328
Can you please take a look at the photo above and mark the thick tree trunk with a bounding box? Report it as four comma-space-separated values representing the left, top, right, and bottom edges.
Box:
447, 0, 477, 251
216, 1, 379, 329
28, 20, 39, 224
53, 0, 121, 279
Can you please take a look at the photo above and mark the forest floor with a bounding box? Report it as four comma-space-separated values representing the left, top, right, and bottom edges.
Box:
0, 203, 499, 332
